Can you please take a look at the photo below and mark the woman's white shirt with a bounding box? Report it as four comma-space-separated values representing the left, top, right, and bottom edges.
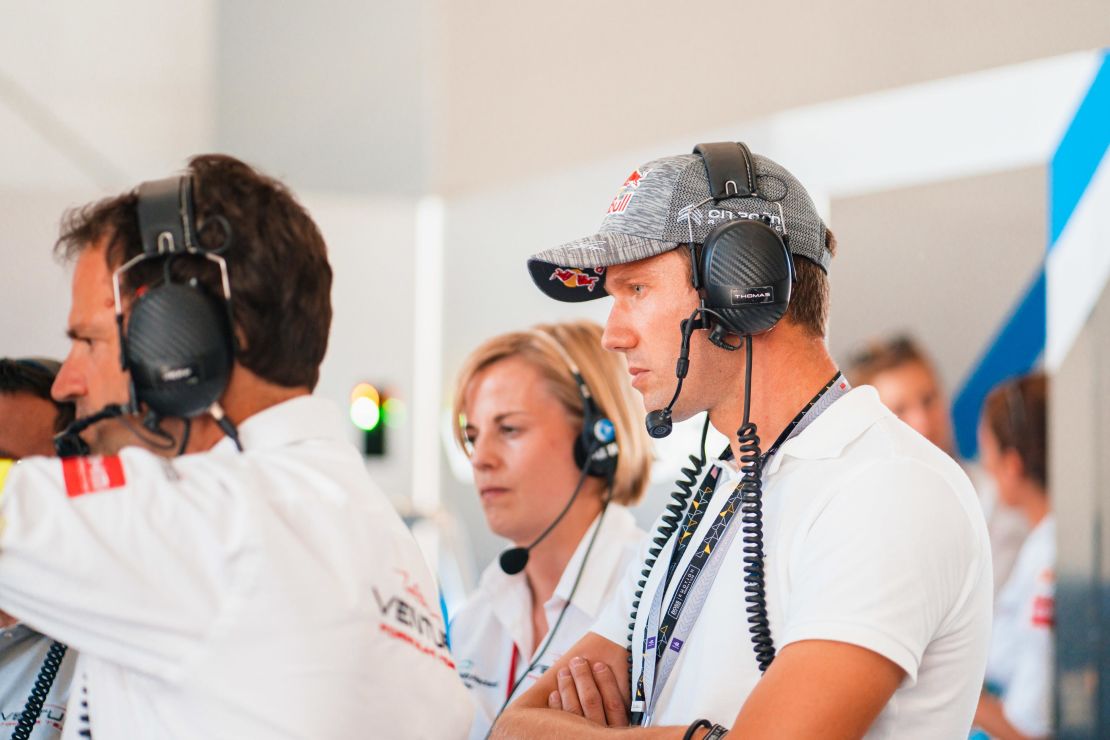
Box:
985, 514, 1055, 737
449, 505, 645, 739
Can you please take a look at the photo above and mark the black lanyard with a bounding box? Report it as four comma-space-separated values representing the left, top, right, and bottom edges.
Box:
662, 372, 842, 589
633, 373, 845, 712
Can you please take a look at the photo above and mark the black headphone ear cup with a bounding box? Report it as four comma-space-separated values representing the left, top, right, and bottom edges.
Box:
574, 415, 618, 478
124, 283, 234, 418
699, 219, 793, 336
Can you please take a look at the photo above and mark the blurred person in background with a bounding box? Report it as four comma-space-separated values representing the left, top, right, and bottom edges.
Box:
973, 373, 1052, 740
449, 320, 652, 739
846, 334, 1028, 591
0, 358, 74, 459
0, 358, 77, 739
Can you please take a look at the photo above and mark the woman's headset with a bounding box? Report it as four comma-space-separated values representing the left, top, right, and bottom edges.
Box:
529, 328, 619, 480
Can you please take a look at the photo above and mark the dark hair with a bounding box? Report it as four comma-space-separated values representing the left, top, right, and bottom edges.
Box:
983, 373, 1048, 489
845, 333, 937, 387
0, 358, 76, 432
55, 154, 333, 389
682, 227, 838, 337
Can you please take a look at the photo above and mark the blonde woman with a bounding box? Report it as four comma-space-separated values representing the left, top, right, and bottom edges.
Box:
449, 320, 652, 739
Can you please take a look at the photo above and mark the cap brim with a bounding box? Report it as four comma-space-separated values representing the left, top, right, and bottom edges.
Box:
527, 232, 680, 302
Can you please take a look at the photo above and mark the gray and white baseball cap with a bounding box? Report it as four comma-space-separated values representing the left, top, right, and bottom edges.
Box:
527, 146, 830, 302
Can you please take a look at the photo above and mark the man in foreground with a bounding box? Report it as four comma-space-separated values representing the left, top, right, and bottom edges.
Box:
495, 143, 992, 738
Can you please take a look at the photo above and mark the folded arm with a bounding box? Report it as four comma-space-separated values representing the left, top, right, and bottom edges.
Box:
493, 631, 681, 739
495, 631, 902, 738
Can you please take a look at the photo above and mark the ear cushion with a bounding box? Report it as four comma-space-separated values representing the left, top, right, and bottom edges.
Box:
699, 219, 793, 336
124, 283, 234, 418
574, 415, 618, 478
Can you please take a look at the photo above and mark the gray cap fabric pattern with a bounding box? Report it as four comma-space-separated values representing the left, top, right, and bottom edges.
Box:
528, 148, 830, 302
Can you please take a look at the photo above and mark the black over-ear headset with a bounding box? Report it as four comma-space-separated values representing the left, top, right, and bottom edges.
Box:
645, 142, 795, 439
497, 327, 618, 575
54, 176, 241, 457
693, 142, 794, 341
55, 175, 244, 459
116, 175, 236, 422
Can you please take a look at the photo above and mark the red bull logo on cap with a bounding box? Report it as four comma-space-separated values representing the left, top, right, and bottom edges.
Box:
607, 168, 647, 215
550, 266, 604, 292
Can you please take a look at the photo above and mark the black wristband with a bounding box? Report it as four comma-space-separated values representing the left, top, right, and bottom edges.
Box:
704, 724, 729, 740
683, 719, 712, 740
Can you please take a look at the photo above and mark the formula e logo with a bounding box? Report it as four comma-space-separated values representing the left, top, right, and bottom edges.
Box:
731, 286, 774, 305
607, 169, 647, 215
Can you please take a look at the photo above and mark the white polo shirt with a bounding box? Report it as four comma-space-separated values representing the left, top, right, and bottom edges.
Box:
984, 515, 1054, 738
0, 396, 473, 739
593, 386, 993, 737
450, 505, 644, 739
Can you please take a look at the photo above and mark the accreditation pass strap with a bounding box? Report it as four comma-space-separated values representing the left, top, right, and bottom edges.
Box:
630, 373, 849, 725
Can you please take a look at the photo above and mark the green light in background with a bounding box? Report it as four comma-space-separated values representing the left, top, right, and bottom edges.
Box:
383, 397, 406, 428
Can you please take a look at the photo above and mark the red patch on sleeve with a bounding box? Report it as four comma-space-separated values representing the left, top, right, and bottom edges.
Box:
62, 456, 127, 498
1031, 595, 1054, 628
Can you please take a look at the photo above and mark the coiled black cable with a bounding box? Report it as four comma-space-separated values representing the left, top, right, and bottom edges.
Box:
626, 416, 710, 685
737, 338, 775, 672
11, 640, 68, 740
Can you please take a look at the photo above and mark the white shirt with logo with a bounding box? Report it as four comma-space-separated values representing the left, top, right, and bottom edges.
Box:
0, 396, 473, 739
984, 515, 1054, 738
450, 505, 644, 739
593, 386, 993, 738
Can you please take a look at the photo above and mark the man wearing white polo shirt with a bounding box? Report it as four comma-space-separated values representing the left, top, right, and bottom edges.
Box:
494, 143, 992, 739
0, 155, 471, 739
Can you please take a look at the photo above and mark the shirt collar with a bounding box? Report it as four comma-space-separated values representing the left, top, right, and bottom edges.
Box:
212, 395, 347, 454
763, 386, 891, 476
481, 505, 640, 626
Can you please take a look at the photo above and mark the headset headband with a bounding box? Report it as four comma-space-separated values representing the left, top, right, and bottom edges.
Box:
693, 142, 756, 199
137, 176, 197, 255
529, 328, 593, 400
528, 327, 617, 478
